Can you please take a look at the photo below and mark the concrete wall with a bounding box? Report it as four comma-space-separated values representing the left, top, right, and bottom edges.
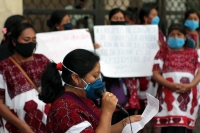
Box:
0, 0, 23, 41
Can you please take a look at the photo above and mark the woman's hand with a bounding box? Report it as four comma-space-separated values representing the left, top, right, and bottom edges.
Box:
158, 41, 162, 48
101, 92, 118, 115
19, 123, 34, 133
169, 83, 180, 92
122, 115, 142, 126
175, 83, 192, 93
94, 43, 100, 49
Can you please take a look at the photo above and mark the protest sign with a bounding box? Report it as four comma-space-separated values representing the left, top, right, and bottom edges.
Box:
35, 29, 94, 63
94, 25, 159, 77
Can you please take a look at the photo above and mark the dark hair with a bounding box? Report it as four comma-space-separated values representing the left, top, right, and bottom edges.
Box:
168, 23, 186, 36
47, 10, 69, 31
125, 7, 138, 21
6, 23, 35, 53
1, 15, 27, 44
184, 9, 200, 21
168, 23, 188, 46
139, 3, 157, 24
109, 8, 125, 20
39, 49, 100, 103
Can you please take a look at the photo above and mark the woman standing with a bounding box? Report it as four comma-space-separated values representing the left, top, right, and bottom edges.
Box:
47, 10, 73, 31
0, 23, 50, 133
184, 9, 200, 49
153, 23, 200, 133
0, 15, 28, 62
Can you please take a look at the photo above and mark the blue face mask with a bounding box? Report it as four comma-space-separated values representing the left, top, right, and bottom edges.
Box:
63, 23, 73, 30
167, 37, 185, 49
83, 78, 105, 100
184, 20, 199, 31
63, 65, 104, 100
151, 16, 160, 25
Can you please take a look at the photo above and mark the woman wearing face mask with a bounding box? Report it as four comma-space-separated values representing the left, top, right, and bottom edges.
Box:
137, 5, 166, 133
139, 4, 167, 48
0, 23, 50, 133
102, 8, 141, 126
108, 8, 126, 25
47, 10, 100, 49
0, 15, 28, 62
47, 10, 73, 31
184, 9, 200, 49
39, 49, 142, 133
153, 23, 200, 133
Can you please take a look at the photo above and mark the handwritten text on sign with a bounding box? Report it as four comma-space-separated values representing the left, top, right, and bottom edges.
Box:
35, 29, 94, 63
94, 25, 159, 77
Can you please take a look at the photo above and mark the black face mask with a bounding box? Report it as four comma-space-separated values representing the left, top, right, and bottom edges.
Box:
110, 21, 126, 25
75, 5, 83, 9
15, 41, 36, 57
63, 23, 73, 30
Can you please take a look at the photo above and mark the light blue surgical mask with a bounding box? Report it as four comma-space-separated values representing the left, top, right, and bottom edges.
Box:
184, 20, 199, 31
63, 64, 104, 100
167, 37, 185, 49
151, 16, 160, 25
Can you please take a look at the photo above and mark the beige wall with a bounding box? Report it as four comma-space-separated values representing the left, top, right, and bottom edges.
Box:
0, 0, 23, 41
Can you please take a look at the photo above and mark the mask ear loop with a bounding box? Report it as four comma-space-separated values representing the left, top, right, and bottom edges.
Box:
62, 64, 89, 89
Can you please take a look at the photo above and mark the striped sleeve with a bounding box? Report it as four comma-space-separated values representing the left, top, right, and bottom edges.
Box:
65, 121, 94, 133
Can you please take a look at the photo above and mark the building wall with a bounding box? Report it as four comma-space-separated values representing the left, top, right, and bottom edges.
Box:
0, 0, 23, 41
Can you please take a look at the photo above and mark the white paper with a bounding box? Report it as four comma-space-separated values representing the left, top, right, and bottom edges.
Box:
35, 29, 94, 63
122, 93, 159, 133
94, 25, 159, 77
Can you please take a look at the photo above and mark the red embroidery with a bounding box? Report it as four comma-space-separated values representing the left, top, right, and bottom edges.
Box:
154, 116, 195, 129
124, 78, 140, 109
190, 87, 198, 115
0, 54, 49, 99
138, 77, 149, 91
153, 48, 199, 75
24, 100, 46, 133
46, 97, 100, 133
163, 78, 175, 111
177, 77, 191, 111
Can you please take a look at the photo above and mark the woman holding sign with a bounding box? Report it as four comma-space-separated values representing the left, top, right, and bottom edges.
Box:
0, 23, 50, 133
39, 49, 142, 133
153, 23, 200, 133
47, 10, 73, 31
47, 10, 100, 49
102, 8, 141, 126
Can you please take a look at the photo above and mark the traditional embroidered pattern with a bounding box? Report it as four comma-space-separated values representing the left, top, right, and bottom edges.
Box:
153, 48, 200, 129
0, 54, 50, 133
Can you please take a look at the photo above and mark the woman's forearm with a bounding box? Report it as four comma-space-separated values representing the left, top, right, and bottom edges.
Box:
153, 70, 173, 88
111, 119, 124, 133
95, 111, 112, 133
0, 99, 25, 130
